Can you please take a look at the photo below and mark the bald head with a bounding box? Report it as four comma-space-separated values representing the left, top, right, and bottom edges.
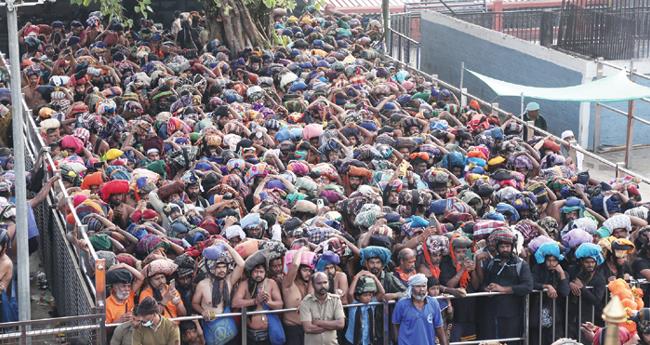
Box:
398, 247, 416, 273
312, 271, 329, 296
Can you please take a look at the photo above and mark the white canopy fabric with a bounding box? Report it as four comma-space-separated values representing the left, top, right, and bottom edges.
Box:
466, 69, 650, 102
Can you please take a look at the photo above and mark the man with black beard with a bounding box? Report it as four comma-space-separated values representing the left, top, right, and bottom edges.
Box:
477, 229, 533, 342
173, 254, 197, 315
233, 250, 283, 345
182, 171, 209, 208
100, 180, 134, 230
392, 273, 448, 345
360, 246, 406, 301
568, 242, 606, 337
299, 272, 345, 345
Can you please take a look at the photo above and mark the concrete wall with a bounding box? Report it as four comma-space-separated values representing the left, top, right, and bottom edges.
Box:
420, 11, 594, 146
419, 11, 650, 148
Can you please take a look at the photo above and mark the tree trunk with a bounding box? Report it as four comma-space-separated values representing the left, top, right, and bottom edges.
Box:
203, 0, 271, 53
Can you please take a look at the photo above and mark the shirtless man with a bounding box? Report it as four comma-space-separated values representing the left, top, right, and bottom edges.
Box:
232, 251, 283, 345
0, 228, 13, 316
22, 68, 47, 110
282, 247, 313, 345
192, 239, 244, 319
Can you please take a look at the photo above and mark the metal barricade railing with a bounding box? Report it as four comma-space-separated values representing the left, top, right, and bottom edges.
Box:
0, 51, 103, 342
381, 53, 650, 186
105, 290, 526, 345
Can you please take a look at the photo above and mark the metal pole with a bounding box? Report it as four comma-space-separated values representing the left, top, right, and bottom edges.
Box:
241, 307, 247, 345
383, 300, 390, 345
383, 0, 390, 50
538, 291, 543, 345
592, 59, 603, 152
524, 293, 530, 345
520, 93, 525, 119
624, 100, 635, 169
552, 297, 556, 340
577, 295, 582, 343
6, 0, 32, 327
564, 297, 568, 338
460, 62, 465, 103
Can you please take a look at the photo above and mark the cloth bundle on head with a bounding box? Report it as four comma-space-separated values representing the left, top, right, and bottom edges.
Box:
562, 228, 593, 249
534, 242, 564, 264
425, 235, 450, 256
106, 268, 133, 285
240, 213, 267, 230
315, 251, 340, 272
157, 180, 185, 201
225, 225, 246, 240
174, 254, 196, 277
405, 273, 428, 298
283, 250, 316, 273
527, 235, 555, 253
575, 242, 605, 265
100, 180, 130, 202
143, 258, 178, 278
603, 214, 632, 233
355, 275, 377, 295
244, 250, 269, 274
359, 246, 391, 267
354, 204, 382, 228
203, 244, 232, 270
570, 217, 599, 235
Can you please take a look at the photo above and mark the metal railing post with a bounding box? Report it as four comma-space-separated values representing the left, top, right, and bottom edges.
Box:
95, 258, 106, 345
624, 99, 635, 169
564, 296, 569, 338
538, 291, 543, 345
577, 295, 582, 343
524, 293, 530, 345
241, 307, 248, 345
552, 297, 556, 340
593, 59, 603, 152
383, 299, 390, 345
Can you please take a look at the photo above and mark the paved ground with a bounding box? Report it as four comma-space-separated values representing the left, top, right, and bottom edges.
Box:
583, 145, 650, 199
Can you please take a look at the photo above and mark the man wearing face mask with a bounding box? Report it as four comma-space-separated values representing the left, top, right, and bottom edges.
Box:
392, 273, 448, 345
131, 297, 180, 345
105, 265, 145, 324
299, 271, 346, 345
477, 228, 533, 342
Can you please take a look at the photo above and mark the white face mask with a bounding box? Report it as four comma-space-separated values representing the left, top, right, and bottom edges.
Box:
142, 320, 154, 328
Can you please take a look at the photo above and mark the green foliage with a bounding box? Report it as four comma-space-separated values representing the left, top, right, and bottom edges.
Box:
71, 0, 153, 27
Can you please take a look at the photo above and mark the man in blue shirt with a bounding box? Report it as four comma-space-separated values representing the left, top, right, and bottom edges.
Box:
392, 273, 448, 345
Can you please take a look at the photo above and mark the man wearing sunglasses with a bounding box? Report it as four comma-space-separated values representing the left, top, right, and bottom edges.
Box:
131, 297, 180, 345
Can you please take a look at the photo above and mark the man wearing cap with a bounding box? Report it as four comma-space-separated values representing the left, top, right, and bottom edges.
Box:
392, 273, 448, 345
523, 102, 547, 140
299, 271, 346, 345
173, 254, 196, 316
131, 297, 180, 345
232, 250, 283, 345
105, 264, 145, 324
560, 130, 584, 171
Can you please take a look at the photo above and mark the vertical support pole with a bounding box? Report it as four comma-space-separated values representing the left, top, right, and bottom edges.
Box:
6, 0, 32, 330
592, 59, 603, 152
527, 121, 535, 141
493, 0, 503, 31
95, 258, 107, 345
578, 295, 582, 343
616, 162, 624, 179
459, 61, 465, 105
520, 93, 525, 119
565, 296, 569, 338
524, 293, 530, 345
242, 307, 248, 345
383, 300, 390, 345
383, 0, 390, 50
552, 297, 556, 340
461, 88, 468, 108
569, 139, 578, 169
538, 291, 543, 345
540, 10, 554, 46
624, 100, 635, 169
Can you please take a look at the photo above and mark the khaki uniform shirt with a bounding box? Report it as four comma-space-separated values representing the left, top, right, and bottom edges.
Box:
131, 316, 180, 345
299, 293, 345, 345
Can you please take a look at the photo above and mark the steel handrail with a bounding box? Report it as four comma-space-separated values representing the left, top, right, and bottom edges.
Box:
389, 29, 421, 44
0, 52, 99, 298
383, 54, 650, 185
